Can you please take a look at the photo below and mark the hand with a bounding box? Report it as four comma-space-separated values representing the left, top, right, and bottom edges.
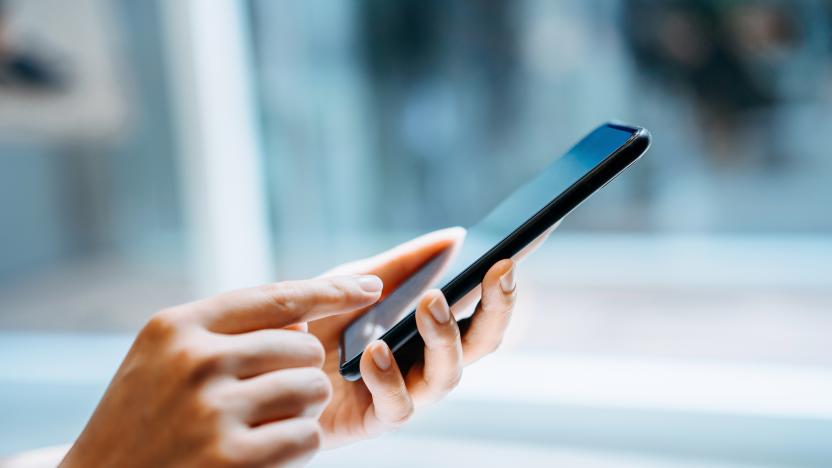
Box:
60, 275, 385, 468
310, 226, 554, 447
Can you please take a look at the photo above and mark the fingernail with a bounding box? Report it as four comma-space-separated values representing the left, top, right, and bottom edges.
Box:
357, 275, 383, 294
428, 294, 450, 324
499, 264, 516, 294
371, 341, 391, 371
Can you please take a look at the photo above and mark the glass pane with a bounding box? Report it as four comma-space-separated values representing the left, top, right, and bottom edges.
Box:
248, 0, 832, 367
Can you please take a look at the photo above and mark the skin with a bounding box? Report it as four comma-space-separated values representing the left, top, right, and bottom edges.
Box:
60, 226, 552, 467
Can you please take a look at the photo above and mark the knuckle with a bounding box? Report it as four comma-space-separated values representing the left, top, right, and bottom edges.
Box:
485, 297, 514, 315
259, 282, 299, 315
305, 368, 333, 404
389, 402, 415, 427
504, 286, 518, 302
378, 392, 415, 428
426, 336, 455, 352
425, 325, 461, 352
296, 419, 323, 453
173, 343, 227, 383
445, 321, 463, 346
213, 431, 250, 467
140, 309, 181, 344
450, 373, 463, 391
195, 391, 224, 423
312, 277, 351, 307
274, 419, 322, 462
440, 369, 463, 394
192, 354, 226, 383
298, 334, 327, 367
329, 277, 355, 301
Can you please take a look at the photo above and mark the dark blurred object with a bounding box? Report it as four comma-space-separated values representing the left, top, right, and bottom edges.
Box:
621, 0, 831, 169
621, 0, 806, 115
0, 50, 68, 91
0, 2, 68, 91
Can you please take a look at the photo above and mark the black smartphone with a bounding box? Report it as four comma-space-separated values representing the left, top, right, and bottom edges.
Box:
339, 122, 651, 381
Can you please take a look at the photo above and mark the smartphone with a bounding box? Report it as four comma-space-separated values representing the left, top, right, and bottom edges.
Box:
339, 122, 651, 381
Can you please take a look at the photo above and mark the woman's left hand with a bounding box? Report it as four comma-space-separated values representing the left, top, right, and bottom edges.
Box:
309, 226, 552, 447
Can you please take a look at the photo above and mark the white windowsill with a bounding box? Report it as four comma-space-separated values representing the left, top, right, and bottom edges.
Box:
2, 332, 831, 465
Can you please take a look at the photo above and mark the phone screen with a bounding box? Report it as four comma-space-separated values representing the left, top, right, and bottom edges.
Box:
342, 124, 636, 362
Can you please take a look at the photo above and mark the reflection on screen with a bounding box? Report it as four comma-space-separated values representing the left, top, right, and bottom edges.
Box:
342, 246, 458, 361
343, 124, 635, 361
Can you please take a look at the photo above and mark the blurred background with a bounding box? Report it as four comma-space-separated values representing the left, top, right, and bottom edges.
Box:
1, 0, 831, 466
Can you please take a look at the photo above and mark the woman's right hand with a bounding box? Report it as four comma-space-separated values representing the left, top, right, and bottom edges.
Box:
60, 274, 384, 468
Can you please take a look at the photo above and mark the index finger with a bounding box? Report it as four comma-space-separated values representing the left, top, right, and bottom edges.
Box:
195, 275, 384, 334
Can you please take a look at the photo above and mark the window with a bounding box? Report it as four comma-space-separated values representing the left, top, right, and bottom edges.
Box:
1, 0, 830, 464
